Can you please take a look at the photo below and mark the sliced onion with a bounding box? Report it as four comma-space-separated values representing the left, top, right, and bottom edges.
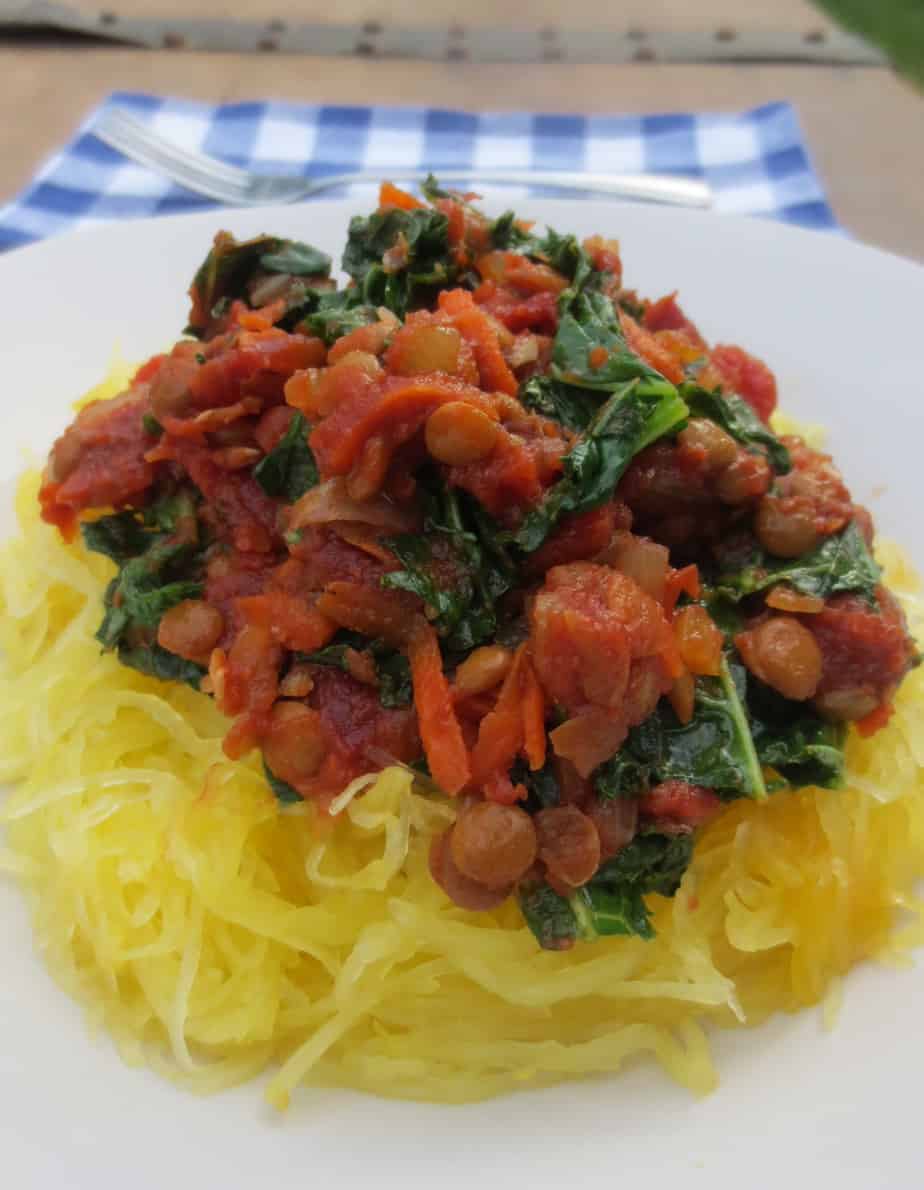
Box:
814, 686, 880, 722
249, 272, 295, 307
507, 334, 540, 370
605, 532, 669, 601
289, 477, 419, 533
550, 710, 627, 779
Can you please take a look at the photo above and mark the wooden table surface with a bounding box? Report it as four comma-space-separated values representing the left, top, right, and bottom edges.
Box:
2, 0, 922, 260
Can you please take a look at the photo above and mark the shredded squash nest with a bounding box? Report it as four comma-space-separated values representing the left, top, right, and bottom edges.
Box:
2, 383, 924, 1109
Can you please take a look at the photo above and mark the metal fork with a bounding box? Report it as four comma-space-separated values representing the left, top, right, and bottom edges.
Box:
93, 106, 713, 209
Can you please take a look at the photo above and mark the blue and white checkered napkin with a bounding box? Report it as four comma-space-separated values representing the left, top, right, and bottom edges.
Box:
0, 93, 837, 253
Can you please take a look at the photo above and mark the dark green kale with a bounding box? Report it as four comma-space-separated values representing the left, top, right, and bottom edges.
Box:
489, 209, 535, 251
257, 242, 331, 277
508, 274, 690, 550
747, 678, 846, 789
382, 477, 516, 653
115, 643, 206, 688
513, 379, 689, 552
341, 207, 456, 317
533, 228, 595, 290
375, 650, 414, 709
594, 657, 767, 801
420, 174, 452, 202
187, 232, 332, 336
593, 748, 651, 800
82, 489, 205, 689
518, 374, 601, 433
141, 413, 163, 439
297, 634, 366, 669
511, 758, 561, 813
550, 290, 670, 390
95, 564, 202, 651
284, 288, 379, 344
616, 292, 647, 321
263, 759, 302, 806
591, 832, 695, 897
518, 832, 694, 948
252, 412, 319, 503
683, 383, 791, 474
82, 511, 152, 564
716, 521, 881, 604
572, 883, 656, 939
518, 881, 582, 950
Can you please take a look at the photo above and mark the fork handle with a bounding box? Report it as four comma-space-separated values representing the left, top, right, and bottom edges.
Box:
314, 168, 711, 208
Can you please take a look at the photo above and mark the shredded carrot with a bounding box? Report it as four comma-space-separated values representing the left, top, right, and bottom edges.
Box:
442, 200, 468, 266
664, 564, 701, 614
437, 289, 518, 395
237, 298, 287, 332
520, 651, 547, 771
618, 310, 685, 384
408, 621, 471, 795
470, 649, 524, 786
470, 644, 548, 790
379, 181, 426, 211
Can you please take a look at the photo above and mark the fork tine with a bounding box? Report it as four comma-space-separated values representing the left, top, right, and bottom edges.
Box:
94, 113, 254, 204
96, 127, 244, 202
94, 109, 254, 198
96, 109, 251, 187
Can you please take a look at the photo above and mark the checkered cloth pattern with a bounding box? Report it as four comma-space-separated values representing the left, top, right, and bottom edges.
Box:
0, 93, 837, 252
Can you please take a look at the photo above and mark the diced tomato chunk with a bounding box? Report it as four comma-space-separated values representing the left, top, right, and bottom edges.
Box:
526, 505, 622, 575
448, 429, 547, 521
807, 588, 916, 711
237, 592, 337, 653
475, 286, 559, 335
160, 438, 278, 553
310, 666, 420, 778
529, 563, 676, 772
408, 621, 471, 795
39, 391, 157, 537
707, 344, 778, 422
643, 292, 704, 344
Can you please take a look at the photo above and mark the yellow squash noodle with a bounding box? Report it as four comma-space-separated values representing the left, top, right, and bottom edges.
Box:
2, 384, 924, 1110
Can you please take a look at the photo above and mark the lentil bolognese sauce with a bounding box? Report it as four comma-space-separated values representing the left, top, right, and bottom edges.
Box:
38, 179, 918, 950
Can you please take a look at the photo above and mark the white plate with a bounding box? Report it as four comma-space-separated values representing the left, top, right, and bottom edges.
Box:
1, 200, 923, 1190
